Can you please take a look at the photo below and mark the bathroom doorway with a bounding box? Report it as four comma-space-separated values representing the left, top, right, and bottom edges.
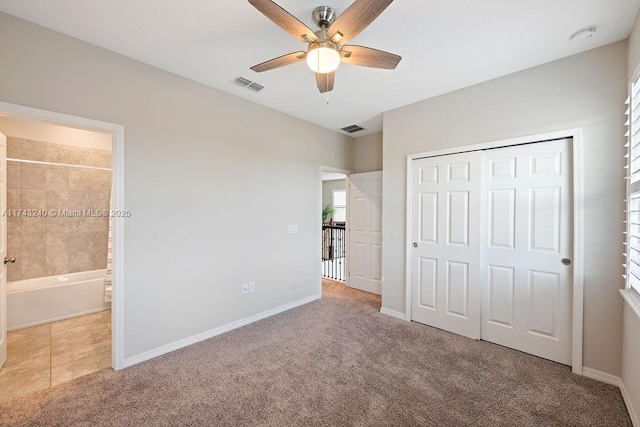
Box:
0, 103, 124, 404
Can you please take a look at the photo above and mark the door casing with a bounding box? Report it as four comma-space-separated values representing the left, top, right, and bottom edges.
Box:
318, 166, 352, 295
0, 133, 6, 370
404, 128, 584, 375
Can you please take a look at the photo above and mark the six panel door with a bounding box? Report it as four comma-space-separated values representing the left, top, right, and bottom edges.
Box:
480, 139, 572, 365
411, 151, 482, 339
349, 172, 383, 295
410, 139, 573, 365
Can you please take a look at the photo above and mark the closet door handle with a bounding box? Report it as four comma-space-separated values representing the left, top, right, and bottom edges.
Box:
561, 258, 571, 266
412, 242, 418, 248
4, 257, 16, 265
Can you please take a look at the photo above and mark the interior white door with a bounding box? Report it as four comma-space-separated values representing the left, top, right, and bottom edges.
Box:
481, 139, 572, 365
410, 152, 482, 339
0, 132, 6, 370
348, 171, 383, 295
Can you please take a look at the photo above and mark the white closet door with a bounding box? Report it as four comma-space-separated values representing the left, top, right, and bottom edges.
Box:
481, 139, 572, 365
411, 152, 482, 339
349, 171, 383, 295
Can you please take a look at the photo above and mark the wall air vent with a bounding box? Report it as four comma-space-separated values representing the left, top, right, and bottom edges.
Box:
232, 76, 265, 93
341, 124, 364, 133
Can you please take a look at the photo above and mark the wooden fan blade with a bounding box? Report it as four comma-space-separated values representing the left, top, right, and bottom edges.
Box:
340, 45, 401, 69
328, 0, 393, 44
315, 72, 335, 93
251, 51, 307, 73
248, 0, 318, 43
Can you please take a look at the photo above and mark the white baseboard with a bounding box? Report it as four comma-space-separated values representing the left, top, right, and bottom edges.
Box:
380, 307, 407, 321
122, 294, 321, 368
582, 367, 622, 387
583, 368, 638, 426
620, 380, 640, 427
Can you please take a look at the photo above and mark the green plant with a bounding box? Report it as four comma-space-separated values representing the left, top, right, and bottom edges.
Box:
322, 204, 336, 222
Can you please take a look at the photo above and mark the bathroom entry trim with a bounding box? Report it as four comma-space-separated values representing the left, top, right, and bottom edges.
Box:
0, 101, 125, 371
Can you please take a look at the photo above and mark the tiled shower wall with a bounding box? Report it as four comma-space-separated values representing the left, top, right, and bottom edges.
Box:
6, 137, 112, 281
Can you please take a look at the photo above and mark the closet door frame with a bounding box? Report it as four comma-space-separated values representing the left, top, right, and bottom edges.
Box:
405, 128, 584, 375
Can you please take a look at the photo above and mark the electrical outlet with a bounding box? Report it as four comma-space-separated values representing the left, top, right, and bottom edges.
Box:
242, 283, 249, 294
249, 281, 256, 293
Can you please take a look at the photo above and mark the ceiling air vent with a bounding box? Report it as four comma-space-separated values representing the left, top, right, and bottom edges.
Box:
246, 82, 264, 92
232, 76, 265, 93
341, 124, 364, 133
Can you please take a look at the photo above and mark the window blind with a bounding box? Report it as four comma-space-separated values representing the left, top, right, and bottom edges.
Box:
625, 74, 640, 293
631, 77, 640, 182
628, 195, 640, 292
333, 189, 346, 222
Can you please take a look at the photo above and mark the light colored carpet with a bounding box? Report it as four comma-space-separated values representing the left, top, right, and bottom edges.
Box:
0, 280, 631, 426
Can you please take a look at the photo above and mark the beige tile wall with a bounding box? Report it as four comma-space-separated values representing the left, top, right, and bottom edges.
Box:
6, 137, 112, 281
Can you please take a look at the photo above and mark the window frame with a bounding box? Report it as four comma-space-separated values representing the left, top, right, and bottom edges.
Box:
623, 69, 640, 318
332, 189, 346, 223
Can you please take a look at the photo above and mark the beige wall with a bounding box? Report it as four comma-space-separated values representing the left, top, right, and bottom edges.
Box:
353, 132, 382, 173
383, 41, 627, 376
5, 137, 111, 281
623, 15, 640, 423
621, 304, 640, 422
629, 12, 640, 79
0, 13, 353, 359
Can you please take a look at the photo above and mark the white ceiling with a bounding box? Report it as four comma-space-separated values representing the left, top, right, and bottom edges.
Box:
0, 0, 638, 137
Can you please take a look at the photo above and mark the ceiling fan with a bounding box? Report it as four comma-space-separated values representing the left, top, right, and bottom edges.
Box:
247, 0, 401, 93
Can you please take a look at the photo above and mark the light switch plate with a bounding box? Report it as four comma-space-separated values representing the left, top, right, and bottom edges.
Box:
288, 224, 298, 234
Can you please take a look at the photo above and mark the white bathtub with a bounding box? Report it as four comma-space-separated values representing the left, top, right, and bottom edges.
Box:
7, 269, 110, 331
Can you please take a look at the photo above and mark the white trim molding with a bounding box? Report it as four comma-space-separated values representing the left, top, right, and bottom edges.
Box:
319, 165, 353, 294
404, 128, 585, 374
380, 307, 407, 320
582, 367, 622, 387
583, 368, 639, 426
0, 101, 126, 370
123, 294, 321, 368
571, 128, 585, 375
621, 381, 640, 427
622, 382, 640, 427
621, 289, 640, 320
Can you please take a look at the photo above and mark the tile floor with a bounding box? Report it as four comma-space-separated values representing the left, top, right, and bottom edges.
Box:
0, 310, 112, 404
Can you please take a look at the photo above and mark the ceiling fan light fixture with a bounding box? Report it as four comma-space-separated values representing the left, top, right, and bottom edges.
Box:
306, 42, 341, 74
247, 0, 401, 93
